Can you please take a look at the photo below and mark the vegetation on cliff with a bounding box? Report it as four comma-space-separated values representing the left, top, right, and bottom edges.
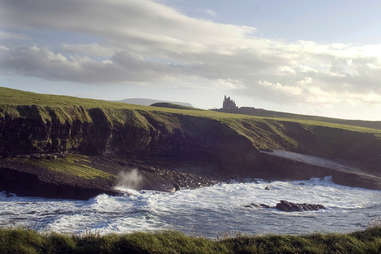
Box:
1, 227, 381, 254
1, 87, 381, 198
1, 86, 380, 154
220, 95, 381, 130
3, 154, 114, 180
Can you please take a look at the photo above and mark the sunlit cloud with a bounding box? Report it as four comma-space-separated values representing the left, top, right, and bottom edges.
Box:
1, 0, 381, 112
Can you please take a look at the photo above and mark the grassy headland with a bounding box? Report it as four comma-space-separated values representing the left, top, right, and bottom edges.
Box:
1, 87, 381, 198
1, 227, 381, 254
0, 87, 380, 133
2, 154, 114, 180
1, 86, 380, 150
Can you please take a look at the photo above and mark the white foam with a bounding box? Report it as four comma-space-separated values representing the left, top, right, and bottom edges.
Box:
0, 177, 380, 236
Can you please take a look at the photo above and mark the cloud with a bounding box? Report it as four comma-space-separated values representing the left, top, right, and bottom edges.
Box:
1, 0, 381, 107
204, 9, 217, 17
0, 45, 186, 83
0, 0, 254, 52
62, 43, 116, 58
0, 31, 27, 40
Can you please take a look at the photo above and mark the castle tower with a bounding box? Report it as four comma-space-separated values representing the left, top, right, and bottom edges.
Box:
222, 95, 238, 113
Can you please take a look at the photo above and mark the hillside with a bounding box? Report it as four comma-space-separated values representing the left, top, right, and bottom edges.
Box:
216, 98, 381, 130
239, 107, 381, 130
1, 87, 381, 199
150, 102, 196, 110
117, 98, 193, 107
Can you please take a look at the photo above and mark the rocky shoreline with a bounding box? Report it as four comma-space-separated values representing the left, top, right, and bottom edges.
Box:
0, 153, 221, 199
1, 149, 381, 200
1, 90, 381, 199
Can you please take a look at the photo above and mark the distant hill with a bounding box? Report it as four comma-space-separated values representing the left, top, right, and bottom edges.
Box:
230, 107, 381, 130
218, 96, 381, 130
117, 98, 192, 107
150, 102, 195, 110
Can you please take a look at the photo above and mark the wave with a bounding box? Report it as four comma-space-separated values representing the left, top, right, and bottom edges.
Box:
1, 177, 381, 236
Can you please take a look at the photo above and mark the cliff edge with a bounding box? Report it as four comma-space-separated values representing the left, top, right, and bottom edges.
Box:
1, 87, 381, 199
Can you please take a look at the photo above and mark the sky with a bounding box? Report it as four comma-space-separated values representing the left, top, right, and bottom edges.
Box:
1, 0, 381, 120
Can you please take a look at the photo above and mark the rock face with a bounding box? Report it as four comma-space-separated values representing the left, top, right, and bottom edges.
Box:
2, 102, 381, 179
2, 89, 381, 200
1, 104, 381, 191
244, 201, 325, 212
244, 203, 271, 209
0, 105, 255, 171
275, 200, 325, 212
0, 167, 120, 200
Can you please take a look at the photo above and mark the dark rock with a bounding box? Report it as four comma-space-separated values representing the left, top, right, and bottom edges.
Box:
265, 186, 270, 190
45, 154, 58, 160
117, 161, 126, 166
173, 183, 180, 191
31, 154, 41, 159
5, 191, 14, 198
275, 200, 325, 212
0, 167, 119, 200
244, 203, 271, 209
2, 97, 381, 199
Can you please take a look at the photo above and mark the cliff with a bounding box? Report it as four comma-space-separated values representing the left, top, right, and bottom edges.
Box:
1, 87, 381, 199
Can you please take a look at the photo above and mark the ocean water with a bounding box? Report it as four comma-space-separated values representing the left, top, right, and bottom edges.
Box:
1, 177, 380, 238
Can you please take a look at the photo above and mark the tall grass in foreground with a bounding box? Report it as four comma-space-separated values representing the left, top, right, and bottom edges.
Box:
1, 227, 381, 254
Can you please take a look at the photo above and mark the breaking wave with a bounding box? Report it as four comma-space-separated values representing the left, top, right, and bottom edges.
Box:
1, 177, 380, 238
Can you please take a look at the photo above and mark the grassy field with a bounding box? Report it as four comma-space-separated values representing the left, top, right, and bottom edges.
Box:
236, 107, 381, 130
0, 227, 380, 254
3, 154, 114, 180
1, 86, 381, 135
2, 86, 381, 176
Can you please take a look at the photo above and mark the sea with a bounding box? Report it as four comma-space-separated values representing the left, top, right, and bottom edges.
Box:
1, 176, 380, 238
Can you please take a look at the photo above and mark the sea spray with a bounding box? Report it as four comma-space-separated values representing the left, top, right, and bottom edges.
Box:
113, 169, 143, 193
1, 178, 381, 237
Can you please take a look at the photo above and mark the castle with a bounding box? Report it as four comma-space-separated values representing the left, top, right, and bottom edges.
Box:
222, 95, 239, 113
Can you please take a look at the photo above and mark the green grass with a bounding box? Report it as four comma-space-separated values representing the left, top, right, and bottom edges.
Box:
5, 154, 114, 180
1, 86, 380, 135
236, 107, 381, 130
0, 227, 381, 254
2, 86, 381, 160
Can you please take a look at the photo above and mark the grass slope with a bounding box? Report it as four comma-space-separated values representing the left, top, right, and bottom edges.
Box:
3, 154, 114, 180
237, 107, 381, 130
1, 227, 381, 254
2, 86, 381, 181
1, 87, 380, 135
